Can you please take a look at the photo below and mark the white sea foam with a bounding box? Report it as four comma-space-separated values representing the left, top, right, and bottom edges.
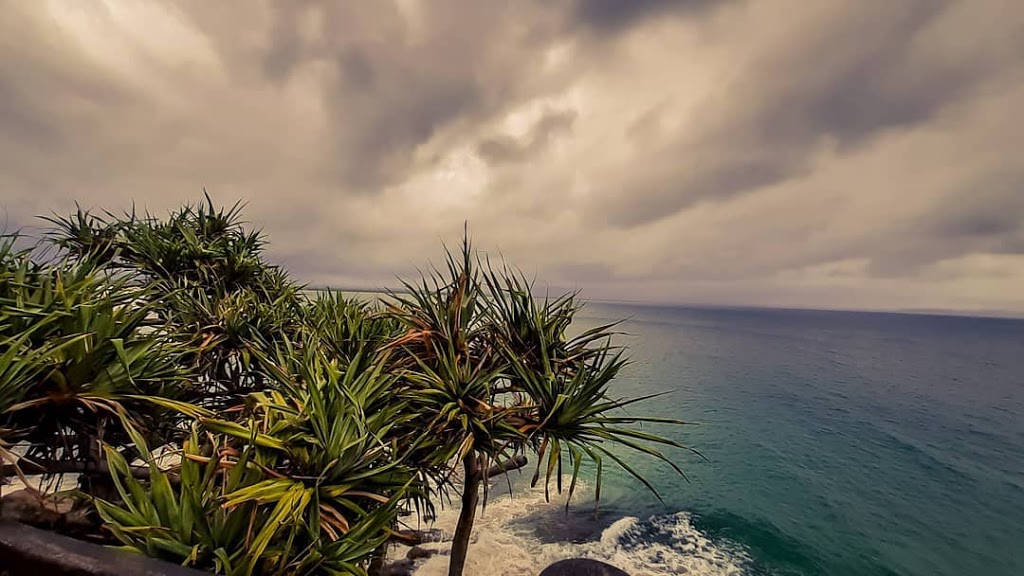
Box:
388, 475, 748, 576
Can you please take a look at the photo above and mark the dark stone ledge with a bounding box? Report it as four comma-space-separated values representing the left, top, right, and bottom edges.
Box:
0, 521, 207, 576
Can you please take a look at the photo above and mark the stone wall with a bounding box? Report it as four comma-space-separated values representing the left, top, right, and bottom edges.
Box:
0, 521, 206, 576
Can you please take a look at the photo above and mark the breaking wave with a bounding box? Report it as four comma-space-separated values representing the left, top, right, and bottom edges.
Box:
388, 476, 749, 576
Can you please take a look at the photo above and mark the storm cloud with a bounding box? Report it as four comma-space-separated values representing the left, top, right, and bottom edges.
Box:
1, 0, 1022, 314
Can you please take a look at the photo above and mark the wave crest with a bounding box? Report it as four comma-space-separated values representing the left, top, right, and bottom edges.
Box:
389, 477, 748, 576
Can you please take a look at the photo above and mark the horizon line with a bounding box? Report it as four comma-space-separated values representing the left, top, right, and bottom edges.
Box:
302, 284, 1024, 321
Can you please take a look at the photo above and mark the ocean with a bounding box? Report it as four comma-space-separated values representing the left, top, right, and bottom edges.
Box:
396, 303, 1024, 576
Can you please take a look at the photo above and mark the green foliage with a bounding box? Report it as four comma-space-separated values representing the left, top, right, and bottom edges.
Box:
386, 237, 695, 576
0, 253, 191, 479
97, 422, 402, 576
45, 195, 305, 407
97, 349, 416, 575
46, 195, 271, 295
298, 292, 399, 366
1, 198, 697, 576
388, 238, 694, 508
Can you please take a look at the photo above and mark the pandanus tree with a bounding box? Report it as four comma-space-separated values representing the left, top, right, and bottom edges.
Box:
0, 197, 298, 498
17, 200, 418, 574
45, 196, 305, 410
1, 199, 300, 523
388, 238, 694, 576
0, 248, 192, 495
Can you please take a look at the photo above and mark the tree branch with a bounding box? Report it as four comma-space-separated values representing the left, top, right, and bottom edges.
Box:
486, 455, 527, 478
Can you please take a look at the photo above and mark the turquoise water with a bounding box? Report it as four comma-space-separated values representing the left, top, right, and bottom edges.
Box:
557, 303, 1024, 576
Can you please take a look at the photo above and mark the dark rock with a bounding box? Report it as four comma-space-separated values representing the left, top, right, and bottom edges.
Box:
1, 490, 61, 526
378, 559, 415, 576
392, 528, 444, 545
1, 490, 105, 542
539, 558, 630, 576
406, 545, 436, 560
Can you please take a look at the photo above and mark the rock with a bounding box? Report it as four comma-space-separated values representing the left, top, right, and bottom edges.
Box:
378, 559, 415, 576
0, 490, 60, 526
539, 558, 630, 576
1, 489, 105, 542
392, 528, 444, 545
406, 545, 436, 560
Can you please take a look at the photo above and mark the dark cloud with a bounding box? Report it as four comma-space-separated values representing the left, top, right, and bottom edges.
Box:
871, 172, 1024, 272
477, 108, 577, 165
769, 4, 959, 145
933, 209, 1023, 240
249, 1, 575, 191
569, 0, 726, 34
262, 1, 310, 81
338, 49, 376, 89
927, 169, 1024, 241
599, 1, 1011, 227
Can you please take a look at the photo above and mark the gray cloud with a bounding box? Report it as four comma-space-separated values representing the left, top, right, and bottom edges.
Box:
597, 1, 1013, 227
248, 1, 576, 190
1, 0, 1023, 313
477, 108, 578, 165
862, 169, 1024, 275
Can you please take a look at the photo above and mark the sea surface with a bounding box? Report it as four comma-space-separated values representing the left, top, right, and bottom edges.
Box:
397, 303, 1024, 576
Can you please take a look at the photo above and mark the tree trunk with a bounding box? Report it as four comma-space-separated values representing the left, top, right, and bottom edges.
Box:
447, 455, 481, 576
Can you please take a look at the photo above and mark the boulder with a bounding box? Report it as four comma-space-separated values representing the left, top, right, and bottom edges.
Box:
392, 528, 444, 545
0, 490, 61, 526
378, 559, 415, 576
539, 558, 629, 576
406, 545, 437, 560
0, 489, 102, 539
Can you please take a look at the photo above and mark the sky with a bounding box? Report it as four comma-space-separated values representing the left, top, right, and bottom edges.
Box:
1, 0, 1023, 314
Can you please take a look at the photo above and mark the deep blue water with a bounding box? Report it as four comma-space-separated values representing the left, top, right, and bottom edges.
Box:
566, 304, 1024, 576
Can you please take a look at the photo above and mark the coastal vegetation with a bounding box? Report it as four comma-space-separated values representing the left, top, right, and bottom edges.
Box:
0, 197, 692, 576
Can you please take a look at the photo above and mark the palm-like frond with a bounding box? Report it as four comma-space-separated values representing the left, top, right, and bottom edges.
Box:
0, 258, 193, 480
299, 291, 399, 366
482, 263, 695, 507
97, 422, 403, 576
97, 348, 421, 576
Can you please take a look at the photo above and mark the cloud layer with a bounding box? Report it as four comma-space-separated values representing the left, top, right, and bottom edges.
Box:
2, 0, 1023, 313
